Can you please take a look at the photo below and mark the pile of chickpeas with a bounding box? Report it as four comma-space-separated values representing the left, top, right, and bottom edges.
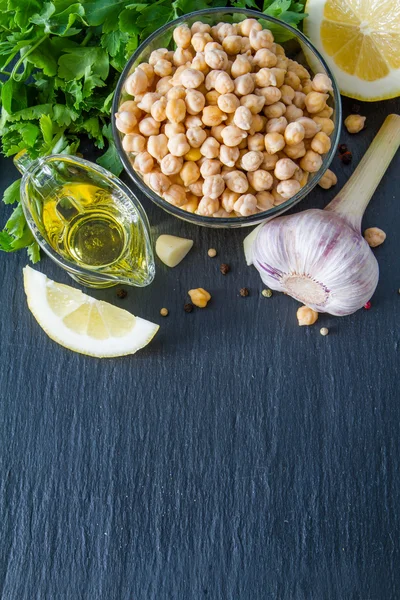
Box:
115, 18, 335, 218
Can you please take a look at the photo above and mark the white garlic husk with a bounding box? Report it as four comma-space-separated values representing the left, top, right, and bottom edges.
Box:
247, 114, 400, 317
252, 209, 379, 316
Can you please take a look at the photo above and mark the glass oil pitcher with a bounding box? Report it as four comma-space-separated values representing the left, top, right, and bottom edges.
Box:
15, 152, 155, 288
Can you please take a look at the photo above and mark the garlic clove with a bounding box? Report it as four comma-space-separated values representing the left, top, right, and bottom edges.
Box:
155, 234, 193, 267
243, 223, 263, 266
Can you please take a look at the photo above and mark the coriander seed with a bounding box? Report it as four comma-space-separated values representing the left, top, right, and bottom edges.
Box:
262, 289, 272, 298
208, 248, 217, 258
320, 327, 329, 336
240, 287, 249, 297
160, 308, 169, 317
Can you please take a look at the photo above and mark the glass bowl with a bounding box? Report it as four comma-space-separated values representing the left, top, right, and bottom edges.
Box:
112, 8, 342, 228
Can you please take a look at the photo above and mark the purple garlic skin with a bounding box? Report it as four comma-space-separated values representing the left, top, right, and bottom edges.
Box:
252, 209, 379, 316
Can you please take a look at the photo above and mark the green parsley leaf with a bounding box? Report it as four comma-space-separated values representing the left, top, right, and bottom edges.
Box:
27, 240, 40, 263
2, 179, 21, 205
96, 123, 123, 175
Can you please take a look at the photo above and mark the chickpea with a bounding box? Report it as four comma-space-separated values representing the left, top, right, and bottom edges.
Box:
138, 117, 160, 137
344, 114, 366, 134
165, 98, 186, 124
249, 114, 266, 136
240, 150, 264, 172
257, 86, 281, 106
154, 59, 173, 78
168, 133, 190, 157
164, 123, 185, 138
219, 145, 240, 167
149, 48, 171, 65
205, 90, 220, 106
312, 73, 333, 93
184, 148, 202, 162
268, 67, 285, 87
185, 116, 202, 130
287, 60, 309, 81
276, 179, 301, 199
197, 196, 220, 216
137, 63, 155, 87
363, 227, 386, 248
292, 92, 306, 110
234, 193, 257, 216
305, 92, 329, 114
221, 35, 242, 55
191, 52, 209, 74
318, 169, 337, 190
284, 122, 305, 146
148, 171, 171, 194
284, 71, 301, 91
238, 95, 264, 117
280, 85, 295, 106
173, 48, 193, 68
285, 105, 303, 123
199, 137, 220, 159
188, 178, 204, 196
301, 80, 313, 95
254, 68, 277, 88
191, 32, 213, 53
311, 131, 331, 154
163, 184, 187, 206
200, 159, 221, 178
264, 132, 285, 154
233, 106, 253, 131
173, 24, 192, 49
186, 126, 207, 149
216, 93, 239, 114
247, 169, 273, 192
202, 174, 225, 199
151, 97, 167, 122
214, 72, 234, 95
122, 133, 146, 154
125, 69, 148, 96
211, 125, 226, 143
205, 69, 222, 91
234, 73, 254, 96
160, 154, 183, 176
216, 23, 237, 42
221, 125, 247, 147
221, 189, 240, 212
179, 68, 204, 90
137, 92, 160, 114
276, 55, 289, 70
314, 105, 334, 119
200, 106, 225, 127
249, 28, 274, 51
205, 42, 223, 54
256, 190, 274, 210
240, 37, 251, 53
231, 55, 252, 78
272, 187, 286, 205
261, 152, 279, 170
283, 142, 306, 160
238, 137, 248, 150
119, 101, 142, 119
191, 21, 211, 35
253, 48, 277, 68
179, 161, 200, 187
224, 170, 249, 194
299, 150, 323, 173
296, 117, 321, 139
238, 18, 262, 37
246, 133, 263, 152
181, 193, 200, 213
205, 49, 228, 70
274, 158, 298, 181
134, 151, 154, 174
184, 89, 205, 115
156, 76, 173, 96
263, 102, 285, 119
266, 117, 288, 134
312, 117, 334, 136
115, 111, 137, 134
147, 134, 168, 161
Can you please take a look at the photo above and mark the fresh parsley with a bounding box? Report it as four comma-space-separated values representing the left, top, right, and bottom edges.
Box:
0, 0, 306, 261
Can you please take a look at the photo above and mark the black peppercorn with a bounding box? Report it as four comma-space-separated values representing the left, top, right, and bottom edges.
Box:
116, 289, 127, 299
184, 303, 194, 313
220, 263, 230, 275
340, 151, 352, 165
338, 143, 348, 154
239, 288, 249, 297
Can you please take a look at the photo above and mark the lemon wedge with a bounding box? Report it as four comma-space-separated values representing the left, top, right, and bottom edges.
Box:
23, 266, 159, 357
304, 0, 400, 100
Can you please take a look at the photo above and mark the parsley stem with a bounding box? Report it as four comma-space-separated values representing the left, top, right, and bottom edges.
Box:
0, 70, 11, 76
81, 31, 93, 47
11, 35, 48, 81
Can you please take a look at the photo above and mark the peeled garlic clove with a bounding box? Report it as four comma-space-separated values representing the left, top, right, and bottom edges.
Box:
156, 234, 193, 267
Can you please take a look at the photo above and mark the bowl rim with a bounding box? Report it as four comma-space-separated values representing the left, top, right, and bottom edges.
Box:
112, 7, 342, 227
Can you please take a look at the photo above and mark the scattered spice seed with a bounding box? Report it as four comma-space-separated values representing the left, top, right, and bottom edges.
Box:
340, 151, 352, 165
240, 287, 249, 297
262, 289, 273, 298
184, 303, 194, 313
338, 143, 348, 154
220, 263, 230, 275
364, 300, 372, 310
320, 327, 329, 336
160, 308, 169, 317
116, 289, 127, 299
208, 248, 217, 258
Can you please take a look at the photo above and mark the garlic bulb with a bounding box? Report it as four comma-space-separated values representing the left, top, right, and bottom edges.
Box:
247, 114, 400, 316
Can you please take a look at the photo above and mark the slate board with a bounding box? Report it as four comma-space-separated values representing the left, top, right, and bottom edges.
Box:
1, 96, 400, 600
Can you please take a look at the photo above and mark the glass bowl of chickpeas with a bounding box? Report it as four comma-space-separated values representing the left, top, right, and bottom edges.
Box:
112, 8, 341, 228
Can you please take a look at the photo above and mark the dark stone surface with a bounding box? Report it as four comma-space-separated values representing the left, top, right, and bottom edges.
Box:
0, 97, 399, 600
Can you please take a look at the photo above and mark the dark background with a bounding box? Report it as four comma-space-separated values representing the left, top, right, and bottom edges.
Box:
1, 96, 399, 600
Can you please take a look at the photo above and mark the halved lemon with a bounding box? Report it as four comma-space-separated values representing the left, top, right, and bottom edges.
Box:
304, 0, 400, 101
23, 266, 159, 357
